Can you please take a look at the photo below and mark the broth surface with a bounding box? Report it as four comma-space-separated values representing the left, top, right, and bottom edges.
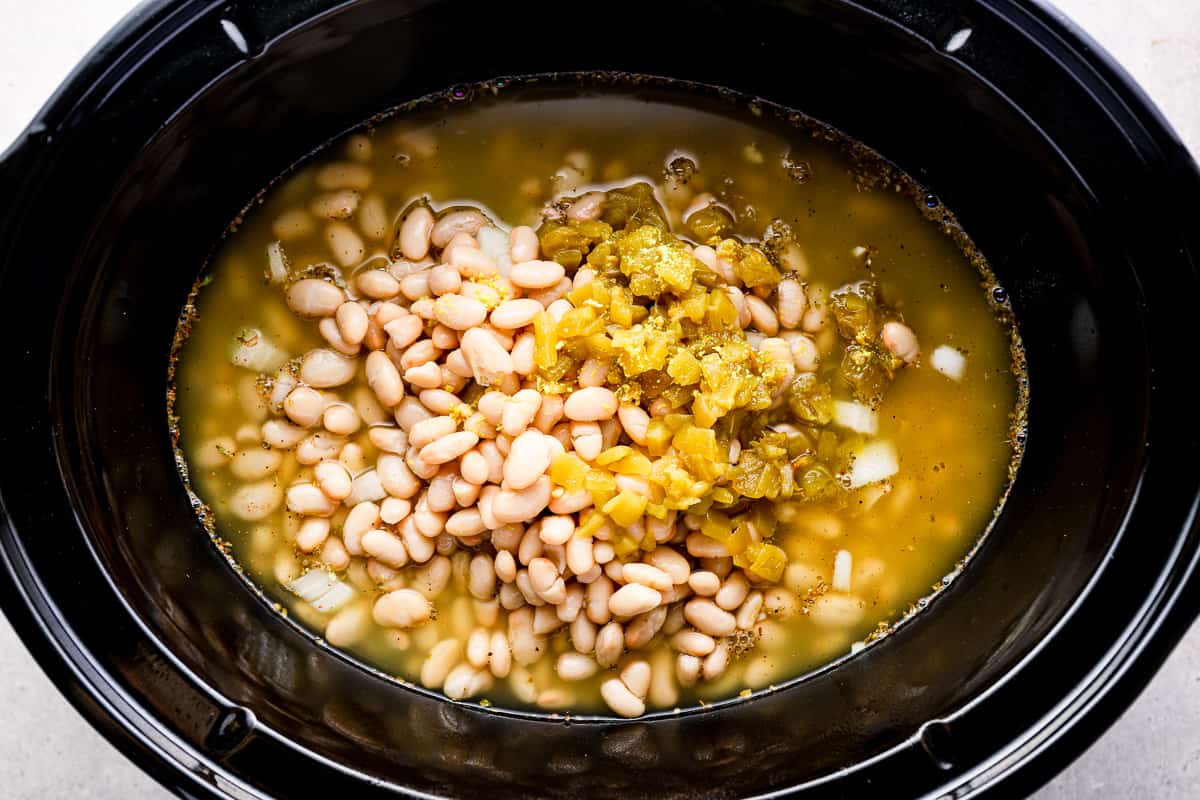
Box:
174, 87, 1021, 714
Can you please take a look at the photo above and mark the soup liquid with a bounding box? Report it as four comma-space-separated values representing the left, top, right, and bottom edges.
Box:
174, 88, 1020, 713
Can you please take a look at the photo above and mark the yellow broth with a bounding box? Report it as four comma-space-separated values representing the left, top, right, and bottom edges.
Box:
173, 87, 1022, 713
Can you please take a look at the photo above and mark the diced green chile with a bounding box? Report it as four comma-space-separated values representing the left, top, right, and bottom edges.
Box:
601, 182, 668, 230
687, 205, 735, 243
786, 374, 834, 425
798, 464, 841, 501
840, 345, 892, 407
830, 281, 880, 345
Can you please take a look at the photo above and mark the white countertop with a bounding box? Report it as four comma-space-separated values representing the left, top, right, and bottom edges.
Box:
2, 1, 1198, 797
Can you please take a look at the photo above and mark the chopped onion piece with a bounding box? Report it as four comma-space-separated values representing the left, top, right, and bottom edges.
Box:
847, 440, 899, 488
285, 569, 334, 602
230, 328, 289, 373
312, 582, 355, 613
931, 345, 966, 381
850, 641, 866, 654
346, 468, 387, 506
832, 550, 853, 592
833, 400, 879, 435
476, 225, 513, 276
266, 240, 289, 283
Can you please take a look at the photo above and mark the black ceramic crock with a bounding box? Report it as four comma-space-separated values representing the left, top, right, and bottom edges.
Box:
2, 0, 1199, 797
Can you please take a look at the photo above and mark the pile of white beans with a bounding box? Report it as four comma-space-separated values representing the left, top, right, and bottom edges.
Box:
189, 145, 914, 716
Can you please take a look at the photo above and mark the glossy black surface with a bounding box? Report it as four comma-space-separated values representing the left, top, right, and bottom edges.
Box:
2, 0, 1199, 797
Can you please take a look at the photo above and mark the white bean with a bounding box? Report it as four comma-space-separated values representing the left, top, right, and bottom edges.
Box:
715, 572, 750, 611
777, 278, 807, 329
373, 453, 418, 499
410, 555, 452, 598
380, 496, 411, 524
609, 583, 662, 618
556, 652, 599, 681
361, 529, 409, 568
600, 677, 644, 718
808, 593, 866, 628
435, 294, 488, 330
373, 588, 432, 628
431, 209, 486, 248
419, 431, 479, 465
300, 349, 358, 387
295, 518, 331, 553
624, 606, 667, 649
643, 548, 690, 585
566, 536, 596, 577
420, 639, 462, 687
316, 162, 371, 190
359, 194, 388, 239
314, 460, 353, 500
286, 483, 339, 516
567, 192, 605, 222
229, 481, 282, 521
549, 488, 592, 515
283, 386, 324, 427
295, 432, 345, 465
502, 430, 552, 490
465, 627, 491, 669
383, 314, 424, 350
594, 621, 624, 667
490, 298, 543, 330
489, 631, 512, 678
459, 328, 514, 387
622, 563, 674, 593
685, 533, 730, 559
676, 653, 701, 687
357, 269, 401, 299
443, 664, 493, 700
538, 515, 575, 547
507, 607, 544, 665
342, 502, 379, 555
450, 247, 497, 279
702, 641, 729, 680
322, 403, 360, 436
400, 206, 434, 261
286, 279, 344, 317
563, 386, 618, 422
528, 557, 567, 605
684, 598, 737, 637
881, 321, 920, 363
672, 630, 716, 656
746, 295, 779, 335
510, 226, 539, 262
398, 517, 436, 563
319, 316, 359, 356
737, 590, 764, 629
324, 603, 367, 647
468, 554, 496, 599
500, 389, 542, 437
509, 260, 566, 290
688, 571, 721, 596
229, 448, 282, 481
619, 660, 651, 699
409, 416, 456, 449
570, 421, 603, 460
325, 222, 365, 267
492, 476, 552, 524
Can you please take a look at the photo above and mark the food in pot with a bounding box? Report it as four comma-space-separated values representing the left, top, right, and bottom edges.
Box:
172, 88, 1024, 717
